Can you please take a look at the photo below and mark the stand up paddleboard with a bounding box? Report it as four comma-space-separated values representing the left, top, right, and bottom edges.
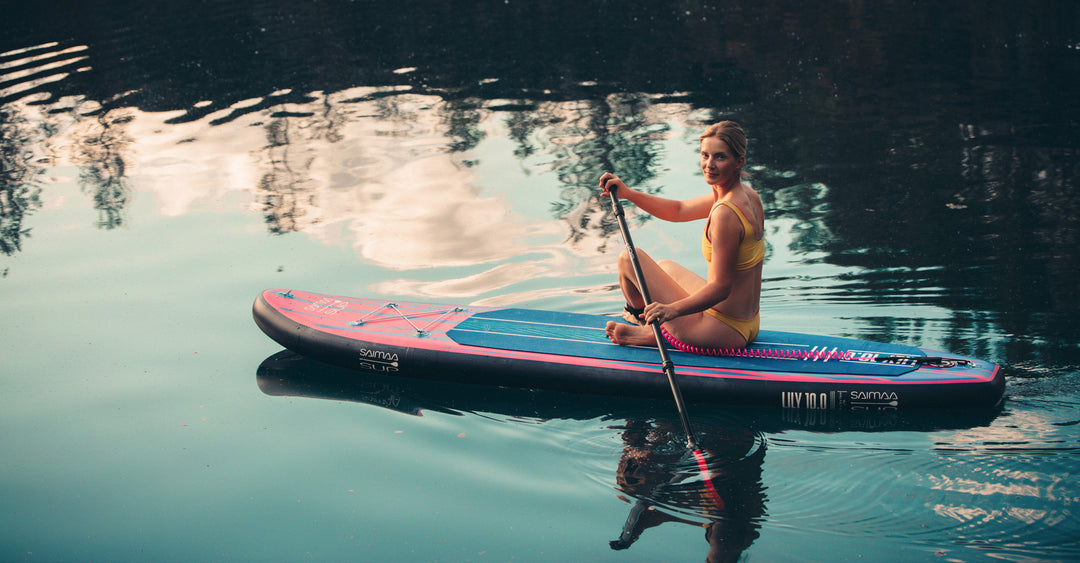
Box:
252, 289, 1004, 410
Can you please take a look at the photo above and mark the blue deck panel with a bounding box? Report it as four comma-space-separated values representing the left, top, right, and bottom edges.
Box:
448, 309, 920, 377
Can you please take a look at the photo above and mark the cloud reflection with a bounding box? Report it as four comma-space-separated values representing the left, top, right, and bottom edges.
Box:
332, 150, 537, 270
7, 83, 688, 302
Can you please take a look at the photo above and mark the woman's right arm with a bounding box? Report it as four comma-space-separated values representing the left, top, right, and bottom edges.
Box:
599, 173, 712, 222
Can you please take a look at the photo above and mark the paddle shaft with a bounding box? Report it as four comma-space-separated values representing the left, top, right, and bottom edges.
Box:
607, 187, 698, 450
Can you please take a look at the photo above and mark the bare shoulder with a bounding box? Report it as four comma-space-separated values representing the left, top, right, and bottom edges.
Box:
739, 183, 761, 206
739, 184, 765, 223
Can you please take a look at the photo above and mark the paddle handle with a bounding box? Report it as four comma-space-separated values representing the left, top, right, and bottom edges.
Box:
607, 187, 698, 450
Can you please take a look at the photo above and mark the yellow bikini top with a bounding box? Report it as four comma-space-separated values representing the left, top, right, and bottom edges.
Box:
702, 200, 764, 270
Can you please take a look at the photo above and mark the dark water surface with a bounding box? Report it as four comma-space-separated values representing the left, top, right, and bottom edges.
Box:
3, 1, 1078, 561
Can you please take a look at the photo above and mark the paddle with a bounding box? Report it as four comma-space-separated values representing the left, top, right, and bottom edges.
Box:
605, 185, 725, 548
606, 185, 699, 448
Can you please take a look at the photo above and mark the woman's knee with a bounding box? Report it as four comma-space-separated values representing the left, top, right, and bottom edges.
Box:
657, 259, 678, 272
656, 259, 704, 292
618, 248, 652, 270
617, 249, 632, 274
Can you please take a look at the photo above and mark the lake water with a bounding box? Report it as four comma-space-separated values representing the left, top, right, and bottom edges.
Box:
3, 1, 1078, 561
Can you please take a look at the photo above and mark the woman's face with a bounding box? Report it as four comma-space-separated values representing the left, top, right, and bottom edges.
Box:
700, 137, 743, 186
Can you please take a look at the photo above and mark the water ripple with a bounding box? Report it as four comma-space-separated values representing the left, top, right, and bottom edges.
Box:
0, 42, 91, 104
763, 414, 1080, 560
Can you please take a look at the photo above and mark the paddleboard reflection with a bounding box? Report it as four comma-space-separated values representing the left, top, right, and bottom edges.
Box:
255, 350, 1001, 559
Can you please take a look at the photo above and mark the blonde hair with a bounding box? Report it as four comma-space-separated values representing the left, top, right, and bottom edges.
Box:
700, 121, 748, 178
699, 121, 747, 161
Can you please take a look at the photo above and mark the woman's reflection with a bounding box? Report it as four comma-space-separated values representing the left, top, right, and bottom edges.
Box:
610, 418, 766, 562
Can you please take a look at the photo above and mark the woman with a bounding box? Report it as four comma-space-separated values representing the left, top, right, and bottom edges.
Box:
600, 121, 763, 351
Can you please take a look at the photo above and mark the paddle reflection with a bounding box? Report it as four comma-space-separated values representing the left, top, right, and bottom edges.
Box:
609, 418, 766, 561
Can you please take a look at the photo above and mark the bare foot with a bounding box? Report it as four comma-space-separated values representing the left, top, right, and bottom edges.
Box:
605, 321, 658, 347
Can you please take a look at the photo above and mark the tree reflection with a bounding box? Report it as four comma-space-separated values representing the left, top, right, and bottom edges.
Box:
75, 109, 133, 230
0, 108, 43, 255
533, 95, 670, 251
440, 97, 486, 154
259, 116, 311, 234
256, 90, 353, 234
249, 88, 674, 263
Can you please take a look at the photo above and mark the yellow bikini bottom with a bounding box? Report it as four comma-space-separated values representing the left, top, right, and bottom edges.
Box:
704, 308, 760, 344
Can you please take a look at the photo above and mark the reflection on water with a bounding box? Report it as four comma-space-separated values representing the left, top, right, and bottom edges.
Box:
607, 418, 765, 562
0, 108, 42, 256
256, 351, 762, 561
255, 351, 1070, 561
0, 42, 90, 104
922, 407, 1080, 556
0, 77, 705, 299
78, 109, 132, 229
4, 77, 1076, 351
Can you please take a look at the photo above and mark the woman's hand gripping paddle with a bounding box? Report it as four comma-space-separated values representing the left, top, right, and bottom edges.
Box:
605, 186, 725, 544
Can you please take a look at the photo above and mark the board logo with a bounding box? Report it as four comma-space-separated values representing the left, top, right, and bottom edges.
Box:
358, 348, 399, 373
848, 390, 899, 409
780, 391, 835, 410
780, 390, 901, 411
850, 390, 898, 402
